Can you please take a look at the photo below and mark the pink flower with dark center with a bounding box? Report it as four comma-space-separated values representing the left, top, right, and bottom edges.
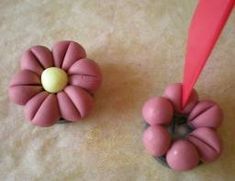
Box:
9, 41, 102, 127
142, 83, 223, 171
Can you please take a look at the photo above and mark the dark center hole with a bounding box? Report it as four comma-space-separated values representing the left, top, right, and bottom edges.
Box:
167, 114, 193, 140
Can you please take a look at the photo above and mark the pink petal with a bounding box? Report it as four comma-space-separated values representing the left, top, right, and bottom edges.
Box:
68, 59, 102, 92
25, 93, 60, 127
57, 91, 81, 121
62, 41, 86, 70
10, 70, 41, 86
9, 85, 43, 105
188, 127, 222, 162
142, 97, 173, 126
166, 140, 199, 171
163, 83, 198, 114
68, 59, 102, 77
143, 125, 171, 156
52, 41, 86, 70
30, 45, 54, 68
64, 85, 93, 118
188, 100, 223, 129
21, 49, 44, 75
52, 41, 70, 68
24, 91, 49, 120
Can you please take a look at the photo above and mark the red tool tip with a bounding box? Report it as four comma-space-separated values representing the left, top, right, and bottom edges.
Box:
182, 0, 234, 108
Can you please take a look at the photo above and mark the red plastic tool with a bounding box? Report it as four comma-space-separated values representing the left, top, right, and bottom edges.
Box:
182, 0, 234, 108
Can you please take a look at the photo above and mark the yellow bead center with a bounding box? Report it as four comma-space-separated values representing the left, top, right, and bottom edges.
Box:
41, 67, 68, 93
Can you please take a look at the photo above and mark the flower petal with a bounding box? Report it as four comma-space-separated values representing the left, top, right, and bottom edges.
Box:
30, 45, 54, 68
9, 85, 43, 105
62, 41, 86, 70
188, 100, 223, 129
68, 59, 102, 92
52, 41, 86, 70
25, 93, 60, 127
142, 97, 173, 125
21, 49, 44, 75
68, 59, 102, 77
163, 83, 198, 114
10, 70, 41, 86
57, 91, 81, 121
64, 85, 93, 118
24, 91, 49, 120
166, 140, 199, 171
143, 125, 171, 156
187, 127, 222, 162
52, 41, 70, 68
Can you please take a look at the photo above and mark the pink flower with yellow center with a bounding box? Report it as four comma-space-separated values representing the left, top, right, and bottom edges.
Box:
9, 41, 102, 127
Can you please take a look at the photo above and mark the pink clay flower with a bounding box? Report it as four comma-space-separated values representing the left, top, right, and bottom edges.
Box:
9, 41, 102, 127
142, 83, 223, 171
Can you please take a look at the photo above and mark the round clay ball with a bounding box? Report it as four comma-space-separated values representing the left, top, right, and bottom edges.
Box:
187, 100, 223, 129
163, 83, 198, 114
142, 97, 173, 125
166, 140, 199, 171
187, 127, 222, 162
143, 125, 171, 157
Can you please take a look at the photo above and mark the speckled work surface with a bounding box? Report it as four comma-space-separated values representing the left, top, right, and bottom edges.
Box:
1, 0, 235, 180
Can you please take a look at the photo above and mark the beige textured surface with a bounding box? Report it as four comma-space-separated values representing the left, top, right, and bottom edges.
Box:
1, 0, 235, 180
